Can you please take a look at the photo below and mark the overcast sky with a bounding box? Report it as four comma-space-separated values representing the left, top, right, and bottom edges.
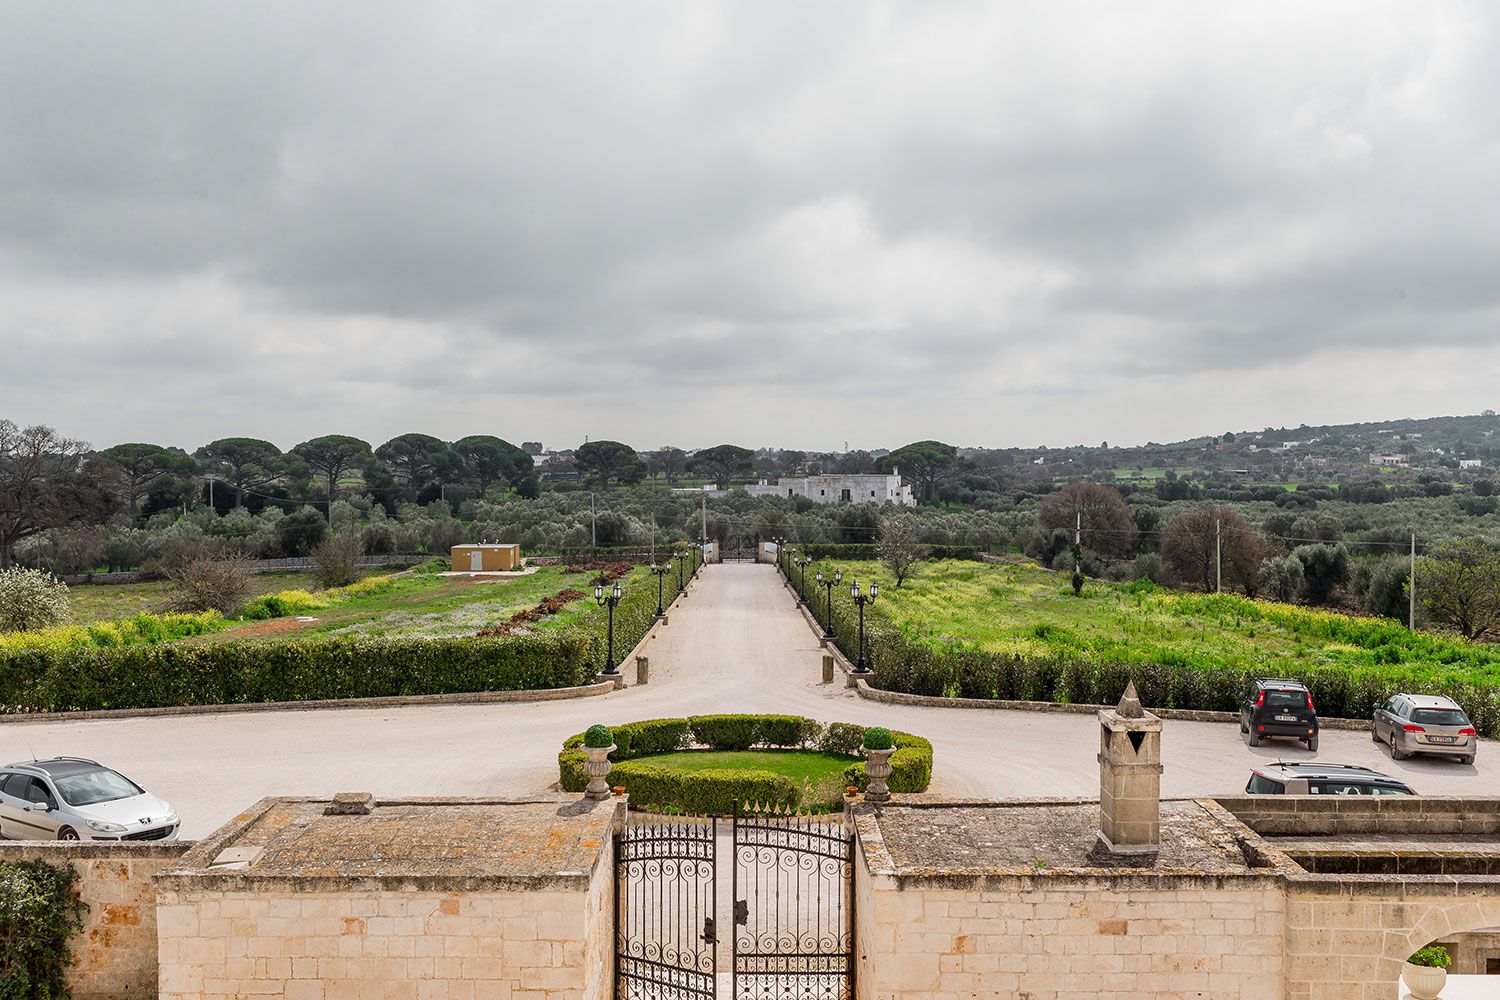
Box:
2, 2, 1497, 454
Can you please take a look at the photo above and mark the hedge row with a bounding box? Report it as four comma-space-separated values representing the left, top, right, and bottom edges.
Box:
557, 715, 933, 813
0, 633, 596, 713
787, 543, 982, 561
788, 564, 1500, 738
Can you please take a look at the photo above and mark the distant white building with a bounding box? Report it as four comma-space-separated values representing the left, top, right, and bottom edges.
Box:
744, 471, 916, 506
1369, 454, 1408, 467
1460, 459, 1483, 469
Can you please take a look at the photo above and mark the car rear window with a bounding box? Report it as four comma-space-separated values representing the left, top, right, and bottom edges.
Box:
1410, 709, 1469, 726
1246, 774, 1284, 794
1263, 690, 1305, 708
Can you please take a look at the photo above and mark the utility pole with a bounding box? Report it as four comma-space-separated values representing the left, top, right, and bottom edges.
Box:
700, 493, 707, 552
208, 477, 214, 512
590, 492, 597, 547
1215, 517, 1222, 594
1409, 531, 1417, 630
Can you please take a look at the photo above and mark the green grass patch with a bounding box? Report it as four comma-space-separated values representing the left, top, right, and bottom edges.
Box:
647, 749, 854, 784
65, 572, 324, 624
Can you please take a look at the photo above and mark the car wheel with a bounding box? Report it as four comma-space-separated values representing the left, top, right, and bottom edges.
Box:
1248, 730, 1262, 747
58, 827, 80, 841
1306, 736, 1318, 752
1370, 724, 1380, 742
1390, 737, 1408, 761
1461, 755, 1476, 766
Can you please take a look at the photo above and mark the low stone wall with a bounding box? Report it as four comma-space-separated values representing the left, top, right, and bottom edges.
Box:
1217, 794, 1500, 836
155, 795, 619, 1000
0, 841, 191, 1000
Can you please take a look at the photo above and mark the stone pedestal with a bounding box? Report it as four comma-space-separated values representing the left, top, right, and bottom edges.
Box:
1096, 682, 1162, 857
864, 747, 895, 803
584, 746, 615, 800
822, 654, 835, 684
635, 656, 650, 685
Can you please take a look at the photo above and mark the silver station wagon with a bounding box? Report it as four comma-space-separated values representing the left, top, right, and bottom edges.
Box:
0, 757, 179, 842
1371, 694, 1478, 765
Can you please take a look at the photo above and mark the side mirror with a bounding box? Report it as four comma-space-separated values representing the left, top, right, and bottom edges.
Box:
31, 801, 51, 813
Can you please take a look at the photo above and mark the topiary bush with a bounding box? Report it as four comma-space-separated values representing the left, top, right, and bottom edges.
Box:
0, 567, 71, 633
0, 858, 89, 1000
558, 715, 933, 810
583, 724, 613, 748
862, 726, 894, 751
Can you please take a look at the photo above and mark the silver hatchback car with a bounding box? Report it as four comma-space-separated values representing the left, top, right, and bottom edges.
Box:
1371, 694, 1478, 765
0, 758, 179, 842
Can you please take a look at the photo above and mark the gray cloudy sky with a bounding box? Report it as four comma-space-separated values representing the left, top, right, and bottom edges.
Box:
3, 1, 1498, 454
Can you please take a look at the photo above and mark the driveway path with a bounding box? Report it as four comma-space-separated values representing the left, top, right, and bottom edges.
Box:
2, 563, 1490, 837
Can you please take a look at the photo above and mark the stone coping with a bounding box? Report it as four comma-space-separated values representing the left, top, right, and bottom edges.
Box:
159, 795, 623, 893
1217, 795, 1500, 835
851, 796, 1293, 888
0, 840, 194, 860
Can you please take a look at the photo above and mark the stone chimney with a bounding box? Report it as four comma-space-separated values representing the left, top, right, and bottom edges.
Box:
1096, 682, 1162, 857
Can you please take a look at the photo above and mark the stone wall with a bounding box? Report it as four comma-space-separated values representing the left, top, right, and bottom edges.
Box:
1216, 794, 1500, 836
0, 841, 190, 1000
856, 868, 1285, 1000
155, 882, 613, 1000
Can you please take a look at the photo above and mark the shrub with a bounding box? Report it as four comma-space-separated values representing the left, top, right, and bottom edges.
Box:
0, 632, 597, 713
843, 731, 933, 793
0, 568, 71, 633
1407, 945, 1451, 969
603, 762, 799, 815
862, 726, 894, 750
583, 724, 613, 748
755, 715, 822, 748
689, 715, 762, 751
311, 532, 365, 588
161, 547, 252, 613
0, 611, 227, 653
0, 858, 89, 1000
818, 722, 865, 756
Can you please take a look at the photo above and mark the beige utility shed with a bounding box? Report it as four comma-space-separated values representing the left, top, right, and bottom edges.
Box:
450, 542, 522, 572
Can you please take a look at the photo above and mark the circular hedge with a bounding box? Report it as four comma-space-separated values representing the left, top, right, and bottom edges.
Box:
558, 714, 933, 814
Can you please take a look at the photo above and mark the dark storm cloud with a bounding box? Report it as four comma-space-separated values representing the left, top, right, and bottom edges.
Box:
1, 1, 1498, 451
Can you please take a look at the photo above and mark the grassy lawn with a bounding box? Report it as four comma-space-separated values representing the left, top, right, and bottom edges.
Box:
645, 750, 855, 805
817, 558, 1500, 676
197, 564, 655, 643
66, 572, 324, 624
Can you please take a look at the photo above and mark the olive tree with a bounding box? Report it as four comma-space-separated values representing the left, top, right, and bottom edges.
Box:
0, 566, 71, 631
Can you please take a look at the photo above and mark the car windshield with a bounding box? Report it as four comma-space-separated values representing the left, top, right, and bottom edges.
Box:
51, 767, 144, 806
1410, 709, 1469, 726
1263, 690, 1305, 708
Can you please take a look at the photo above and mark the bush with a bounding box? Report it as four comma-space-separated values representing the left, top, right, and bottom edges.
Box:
0, 567, 71, 632
0, 611, 227, 653
603, 762, 799, 815
0, 858, 89, 1000
0, 631, 597, 713
584, 724, 613, 748
818, 722, 865, 756
689, 715, 762, 751
843, 731, 933, 793
161, 547, 252, 613
862, 726, 894, 750
1407, 945, 1451, 969
311, 532, 365, 588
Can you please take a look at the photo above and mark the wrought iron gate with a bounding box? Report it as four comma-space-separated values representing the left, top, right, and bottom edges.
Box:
731, 806, 854, 1000
615, 815, 718, 1000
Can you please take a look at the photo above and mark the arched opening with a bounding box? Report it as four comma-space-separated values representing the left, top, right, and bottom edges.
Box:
1395, 923, 1500, 998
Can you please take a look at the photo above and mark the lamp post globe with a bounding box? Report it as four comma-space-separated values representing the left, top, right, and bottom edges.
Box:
816, 567, 842, 639
595, 581, 624, 675
649, 561, 671, 618
850, 579, 877, 674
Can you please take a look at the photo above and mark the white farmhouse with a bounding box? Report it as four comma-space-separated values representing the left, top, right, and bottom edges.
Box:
745, 470, 916, 506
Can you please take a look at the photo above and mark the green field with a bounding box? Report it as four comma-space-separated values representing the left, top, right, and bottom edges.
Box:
66, 572, 323, 624
644, 750, 855, 805
818, 558, 1500, 677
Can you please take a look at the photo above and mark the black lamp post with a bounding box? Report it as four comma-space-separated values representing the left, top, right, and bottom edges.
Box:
816, 568, 842, 639
649, 561, 670, 618
594, 581, 623, 674
796, 554, 811, 605
785, 544, 796, 580
674, 549, 688, 594
850, 579, 878, 674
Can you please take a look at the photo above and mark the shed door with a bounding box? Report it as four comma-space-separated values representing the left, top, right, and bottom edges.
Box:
470, 551, 484, 571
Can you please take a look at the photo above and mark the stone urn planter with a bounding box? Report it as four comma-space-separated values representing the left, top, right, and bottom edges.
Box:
863, 747, 895, 803
1401, 961, 1446, 1000
584, 745, 616, 800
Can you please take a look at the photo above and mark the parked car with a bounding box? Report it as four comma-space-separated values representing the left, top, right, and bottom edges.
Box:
1240, 678, 1319, 751
1245, 762, 1416, 796
0, 758, 178, 842
1372, 694, 1478, 765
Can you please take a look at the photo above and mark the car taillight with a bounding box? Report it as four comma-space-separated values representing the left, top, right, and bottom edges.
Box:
1305, 693, 1315, 712
1256, 691, 1265, 707
1402, 724, 1424, 733
1459, 727, 1477, 736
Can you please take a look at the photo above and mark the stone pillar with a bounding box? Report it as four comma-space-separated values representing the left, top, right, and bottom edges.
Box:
1096, 681, 1162, 857
821, 654, 834, 684
635, 655, 650, 684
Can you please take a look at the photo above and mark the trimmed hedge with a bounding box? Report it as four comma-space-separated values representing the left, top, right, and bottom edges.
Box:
0, 633, 596, 713
558, 714, 932, 813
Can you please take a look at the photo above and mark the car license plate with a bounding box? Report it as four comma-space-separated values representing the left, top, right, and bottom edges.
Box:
1275, 715, 1296, 722
1429, 736, 1454, 744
